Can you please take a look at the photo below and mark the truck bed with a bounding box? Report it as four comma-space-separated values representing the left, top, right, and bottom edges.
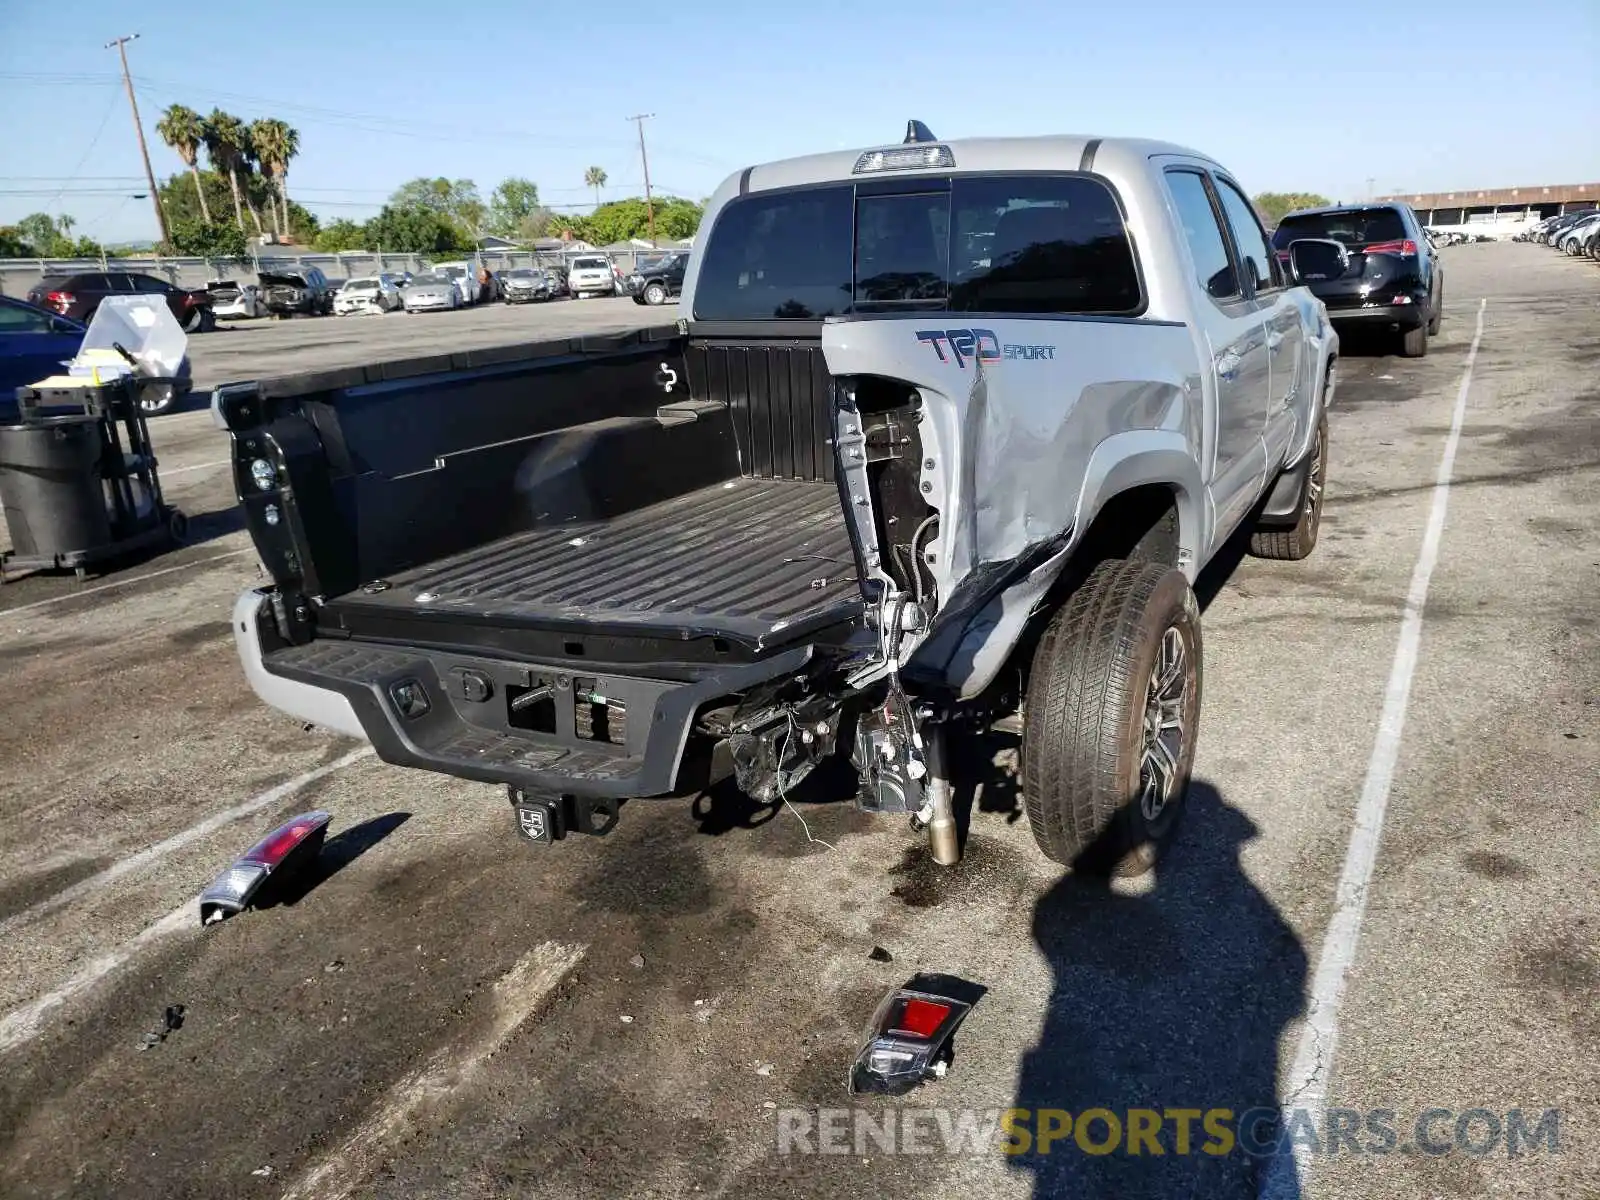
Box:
327, 476, 860, 647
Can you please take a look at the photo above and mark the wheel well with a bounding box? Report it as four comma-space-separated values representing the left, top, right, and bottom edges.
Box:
985, 485, 1183, 719
1073, 484, 1182, 571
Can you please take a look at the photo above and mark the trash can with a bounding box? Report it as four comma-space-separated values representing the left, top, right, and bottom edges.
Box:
0, 416, 112, 563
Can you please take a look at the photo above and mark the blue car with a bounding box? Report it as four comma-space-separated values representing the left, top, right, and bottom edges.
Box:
0, 294, 84, 422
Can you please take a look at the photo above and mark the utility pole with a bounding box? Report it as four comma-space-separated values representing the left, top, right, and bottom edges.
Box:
1366, 176, 1376, 201
106, 33, 168, 245
628, 112, 656, 246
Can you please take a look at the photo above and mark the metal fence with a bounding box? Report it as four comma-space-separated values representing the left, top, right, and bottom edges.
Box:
0, 247, 676, 298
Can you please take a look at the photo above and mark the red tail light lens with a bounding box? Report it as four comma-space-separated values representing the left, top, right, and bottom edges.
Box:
245, 813, 332, 867
888, 997, 953, 1039
45, 290, 73, 314
1363, 239, 1418, 257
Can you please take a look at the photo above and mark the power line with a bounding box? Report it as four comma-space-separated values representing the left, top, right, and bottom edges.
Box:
36, 88, 124, 216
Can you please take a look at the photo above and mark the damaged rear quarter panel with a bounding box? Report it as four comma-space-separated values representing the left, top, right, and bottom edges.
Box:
822, 316, 1201, 695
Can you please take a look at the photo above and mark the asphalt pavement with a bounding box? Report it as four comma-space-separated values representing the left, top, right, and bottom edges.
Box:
0, 243, 1593, 1200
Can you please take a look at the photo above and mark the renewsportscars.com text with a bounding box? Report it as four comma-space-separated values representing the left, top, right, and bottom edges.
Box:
775, 1106, 1562, 1159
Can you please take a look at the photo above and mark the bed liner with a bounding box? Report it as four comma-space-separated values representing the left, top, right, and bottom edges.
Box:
325, 476, 862, 649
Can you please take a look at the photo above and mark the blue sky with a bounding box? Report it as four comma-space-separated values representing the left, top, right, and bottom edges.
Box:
1, 0, 1595, 244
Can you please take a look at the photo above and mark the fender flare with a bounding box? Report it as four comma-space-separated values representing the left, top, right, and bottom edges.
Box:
910, 433, 1205, 699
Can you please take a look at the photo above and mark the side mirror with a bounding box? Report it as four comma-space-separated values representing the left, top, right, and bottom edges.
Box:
50, 316, 78, 334
1287, 238, 1351, 284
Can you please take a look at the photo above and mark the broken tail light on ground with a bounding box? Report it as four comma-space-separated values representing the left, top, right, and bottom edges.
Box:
849, 973, 986, 1096
199, 810, 331, 925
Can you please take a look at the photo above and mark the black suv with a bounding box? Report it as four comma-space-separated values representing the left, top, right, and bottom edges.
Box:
627, 252, 689, 306
1272, 203, 1443, 357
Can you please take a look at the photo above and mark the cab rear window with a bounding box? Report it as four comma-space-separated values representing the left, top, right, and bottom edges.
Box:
693, 174, 1141, 320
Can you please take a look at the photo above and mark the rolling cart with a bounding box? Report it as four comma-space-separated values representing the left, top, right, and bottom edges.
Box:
0, 374, 188, 581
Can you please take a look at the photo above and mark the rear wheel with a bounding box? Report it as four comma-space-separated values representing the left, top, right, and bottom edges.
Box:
644, 282, 667, 306
1022, 559, 1202, 875
1427, 285, 1443, 335
1400, 320, 1428, 358
1250, 414, 1327, 560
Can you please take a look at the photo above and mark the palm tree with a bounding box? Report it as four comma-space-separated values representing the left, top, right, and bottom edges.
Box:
584, 166, 607, 209
249, 118, 301, 236
156, 104, 211, 224
201, 109, 249, 232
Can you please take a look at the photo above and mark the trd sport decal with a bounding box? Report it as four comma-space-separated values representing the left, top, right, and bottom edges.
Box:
915, 328, 1057, 367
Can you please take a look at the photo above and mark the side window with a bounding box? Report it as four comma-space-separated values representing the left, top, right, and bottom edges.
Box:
1213, 177, 1276, 295
0, 300, 54, 333
948, 174, 1142, 315
129, 274, 169, 294
1165, 169, 1239, 302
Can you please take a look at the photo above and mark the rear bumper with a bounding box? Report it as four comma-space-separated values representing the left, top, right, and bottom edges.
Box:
233, 590, 368, 740
1324, 302, 1425, 329
235, 587, 817, 799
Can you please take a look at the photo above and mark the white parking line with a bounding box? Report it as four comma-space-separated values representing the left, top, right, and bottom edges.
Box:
0, 900, 197, 1055
280, 941, 587, 1200
0, 549, 249, 621
160, 458, 230, 476
0, 747, 374, 937
1260, 298, 1488, 1199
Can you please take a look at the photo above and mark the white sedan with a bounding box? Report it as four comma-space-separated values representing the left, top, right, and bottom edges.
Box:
334, 275, 404, 315
207, 280, 262, 319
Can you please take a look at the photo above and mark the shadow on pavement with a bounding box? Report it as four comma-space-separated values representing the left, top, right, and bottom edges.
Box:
1008, 782, 1306, 1199
264, 811, 412, 908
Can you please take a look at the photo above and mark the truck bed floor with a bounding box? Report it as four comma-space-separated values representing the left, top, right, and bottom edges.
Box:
332, 477, 861, 647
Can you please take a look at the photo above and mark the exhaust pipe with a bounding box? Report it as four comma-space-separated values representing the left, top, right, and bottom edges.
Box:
924, 727, 960, 866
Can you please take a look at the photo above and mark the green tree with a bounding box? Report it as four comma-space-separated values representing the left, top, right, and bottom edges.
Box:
249, 118, 300, 234
168, 217, 247, 258
363, 205, 465, 254
0, 226, 29, 256
314, 219, 366, 252
655, 197, 703, 241
9, 212, 102, 258
202, 109, 251, 232
1253, 192, 1332, 226
583, 165, 607, 208
546, 213, 590, 241
156, 104, 211, 224
488, 177, 541, 238
579, 196, 703, 245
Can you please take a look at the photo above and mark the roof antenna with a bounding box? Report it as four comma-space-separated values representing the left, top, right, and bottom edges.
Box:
904, 120, 937, 145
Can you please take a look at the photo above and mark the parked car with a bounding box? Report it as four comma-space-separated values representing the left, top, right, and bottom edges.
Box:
544, 265, 569, 297
334, 274, 405, 315
1271, 202, 1443, 356
1556, 213, 1600, 255
627, 251, 690, 306
0, 295, 84, 420
26, 271, 216, 333
500, 268, 552, 304
207, 279, 262, 320
567, 255, 617, 298
1535, 212, 1593, 245
400, 272, 462, 312
430, 261, 480, 305
219, 126, 1335, 876
259, 268, 335, 318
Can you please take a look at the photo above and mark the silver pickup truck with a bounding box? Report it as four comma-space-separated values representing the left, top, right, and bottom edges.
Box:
223, 123, 1336, 876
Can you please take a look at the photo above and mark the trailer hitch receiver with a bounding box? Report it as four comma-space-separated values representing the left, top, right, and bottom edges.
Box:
509, 788, 621, 845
